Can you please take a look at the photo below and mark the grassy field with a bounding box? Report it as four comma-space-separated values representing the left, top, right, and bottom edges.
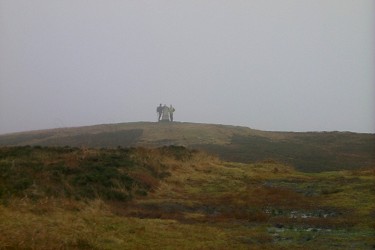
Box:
0, 146, 374, 249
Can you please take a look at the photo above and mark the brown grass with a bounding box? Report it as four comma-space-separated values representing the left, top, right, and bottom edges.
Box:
0, 146, 374, 249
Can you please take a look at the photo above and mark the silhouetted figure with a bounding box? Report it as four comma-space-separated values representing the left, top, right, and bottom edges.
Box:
169, 105, 175, 122
156, 104, 163, 121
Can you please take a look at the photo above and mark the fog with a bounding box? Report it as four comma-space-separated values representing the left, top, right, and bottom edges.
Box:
0, 0, 374, 134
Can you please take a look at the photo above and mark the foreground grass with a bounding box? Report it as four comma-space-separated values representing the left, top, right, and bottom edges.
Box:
0, 146, 374, 249
0, 199, 275, 250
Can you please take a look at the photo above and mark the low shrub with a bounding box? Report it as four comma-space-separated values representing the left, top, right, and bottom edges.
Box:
0, 146, 162, 202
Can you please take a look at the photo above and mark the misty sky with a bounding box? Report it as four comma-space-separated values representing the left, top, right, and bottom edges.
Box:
0, 0, 374, 134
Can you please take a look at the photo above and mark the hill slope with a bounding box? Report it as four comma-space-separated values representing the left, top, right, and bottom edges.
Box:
0, 146, 374, 249
0, 122, 374, 172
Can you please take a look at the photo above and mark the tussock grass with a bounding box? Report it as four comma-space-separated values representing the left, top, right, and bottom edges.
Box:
0, 199, 260, 249
0, 146, 374, 249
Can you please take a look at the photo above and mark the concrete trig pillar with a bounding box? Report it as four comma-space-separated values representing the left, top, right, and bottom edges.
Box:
161, 105, 170, 122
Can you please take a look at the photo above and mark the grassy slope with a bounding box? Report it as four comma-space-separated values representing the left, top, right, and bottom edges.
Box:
0, 122, 260, 146
0, 122, 374, 172
0, 146, 374, 249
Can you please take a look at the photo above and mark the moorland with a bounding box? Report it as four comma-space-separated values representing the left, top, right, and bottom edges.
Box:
0, 122, 374, 172
0, 122, 374, 249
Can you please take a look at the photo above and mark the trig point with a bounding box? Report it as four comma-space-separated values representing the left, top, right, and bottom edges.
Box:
156, 104, 175, 122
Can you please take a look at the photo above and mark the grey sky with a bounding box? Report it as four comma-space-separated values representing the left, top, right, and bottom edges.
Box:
0, 0, 374, 134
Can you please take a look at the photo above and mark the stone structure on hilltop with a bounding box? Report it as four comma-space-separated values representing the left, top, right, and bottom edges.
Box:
156, 104, 175, 122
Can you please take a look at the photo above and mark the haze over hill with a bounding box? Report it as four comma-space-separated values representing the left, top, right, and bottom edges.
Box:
0, 122, 373, 172
0, 1, 373, 135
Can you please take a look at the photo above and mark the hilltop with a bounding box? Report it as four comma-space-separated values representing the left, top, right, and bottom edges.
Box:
0, 122, 271, 146
0, 122, 374, 172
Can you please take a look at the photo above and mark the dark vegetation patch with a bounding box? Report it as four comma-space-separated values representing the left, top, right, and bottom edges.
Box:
0, 129, 144, 148
0, 132, 55, 146
0, 145, 189, 202
39, 129, 144, 147
193, 133, 375, 172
